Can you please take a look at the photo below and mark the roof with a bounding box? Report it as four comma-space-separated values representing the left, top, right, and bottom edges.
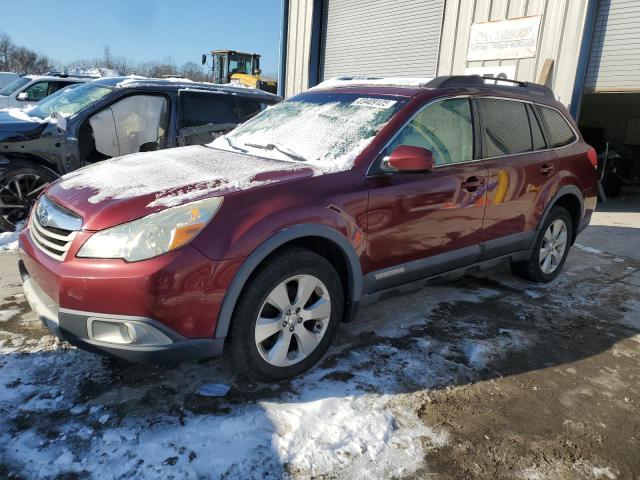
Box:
23, 74, 92, 82
92, 76, 281, 101
311, 75, 556, 101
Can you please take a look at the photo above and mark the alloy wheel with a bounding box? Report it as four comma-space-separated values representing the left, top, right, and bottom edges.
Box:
539, 219, 568, 274
0, 173, 48, 228
254, 274, 331, 367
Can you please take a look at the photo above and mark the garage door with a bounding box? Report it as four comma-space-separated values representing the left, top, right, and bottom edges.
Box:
319, 0, 445, 81
585, 0, 640, 92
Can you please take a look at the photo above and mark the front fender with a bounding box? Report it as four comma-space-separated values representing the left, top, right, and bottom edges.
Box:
212, 223, 364, 339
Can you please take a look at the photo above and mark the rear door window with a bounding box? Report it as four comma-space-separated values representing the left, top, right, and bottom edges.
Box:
479, 98, 532, 157
178, 91, 241, 145
536, 105, 577, 148
180, 91, 238, 128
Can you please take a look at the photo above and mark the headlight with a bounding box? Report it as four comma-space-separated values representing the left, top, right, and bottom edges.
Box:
77, 197, 223, 262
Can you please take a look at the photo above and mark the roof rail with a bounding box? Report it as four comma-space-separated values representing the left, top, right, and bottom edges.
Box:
426, 75, 555, 99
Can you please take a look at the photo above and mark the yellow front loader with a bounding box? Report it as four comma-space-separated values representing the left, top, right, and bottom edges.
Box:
202, 50, 277, 94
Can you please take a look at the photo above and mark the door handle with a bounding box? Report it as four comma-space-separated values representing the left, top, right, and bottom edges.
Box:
540, 163, 555, 176
462, 176, 486, 192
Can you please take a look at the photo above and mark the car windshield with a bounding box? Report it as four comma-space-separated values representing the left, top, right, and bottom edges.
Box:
28, 82, 112, 119
213, 91, 407, 171
0, 77, 30, 96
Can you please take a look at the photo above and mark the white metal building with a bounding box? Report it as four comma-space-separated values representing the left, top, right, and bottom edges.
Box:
278, 0, 640, 160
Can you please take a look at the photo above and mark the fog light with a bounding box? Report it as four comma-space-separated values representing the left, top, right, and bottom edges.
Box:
87, 318, 173, 346
90, 320, 133, 344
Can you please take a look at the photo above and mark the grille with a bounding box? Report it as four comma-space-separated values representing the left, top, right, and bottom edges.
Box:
29, 197, 81, 261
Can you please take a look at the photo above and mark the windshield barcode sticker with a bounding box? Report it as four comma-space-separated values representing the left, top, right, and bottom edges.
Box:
351, 98, 397, 109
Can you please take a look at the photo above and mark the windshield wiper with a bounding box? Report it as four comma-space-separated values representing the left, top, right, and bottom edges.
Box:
244, 142, 307, 162
224, 136, 248, 153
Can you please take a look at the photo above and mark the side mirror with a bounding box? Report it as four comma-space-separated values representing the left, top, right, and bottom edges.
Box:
201, 54, 207, 65
16, 92, 28, 101
386, 145, 434, 172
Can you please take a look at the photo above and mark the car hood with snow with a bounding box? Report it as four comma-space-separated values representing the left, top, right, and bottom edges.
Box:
0, 108, 50, 142
45, 145, 317, 230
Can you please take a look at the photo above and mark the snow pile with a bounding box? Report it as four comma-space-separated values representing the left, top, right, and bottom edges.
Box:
58, 145, 313, 207
213, 98, 399, 172
313, 76, 433, 90
0, 221, 25, 251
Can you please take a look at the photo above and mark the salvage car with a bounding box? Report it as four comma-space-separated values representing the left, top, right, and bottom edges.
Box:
0, 73, 90, 109
18, 75, 598, 382
0, 76, 280, 230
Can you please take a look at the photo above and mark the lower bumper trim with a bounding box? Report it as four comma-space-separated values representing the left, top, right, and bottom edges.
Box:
21, 260, 224, 363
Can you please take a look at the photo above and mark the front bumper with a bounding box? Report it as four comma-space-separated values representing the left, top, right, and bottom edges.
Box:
20, 259, 224, 362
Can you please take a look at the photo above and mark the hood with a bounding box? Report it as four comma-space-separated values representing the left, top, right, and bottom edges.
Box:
0, 108, 48, 142
46, 145, 317, 230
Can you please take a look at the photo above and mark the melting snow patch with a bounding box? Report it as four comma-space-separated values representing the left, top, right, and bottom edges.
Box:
575, 243, 603, 254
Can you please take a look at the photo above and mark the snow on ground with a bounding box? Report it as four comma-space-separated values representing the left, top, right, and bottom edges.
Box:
0, 278, 536, 479
0, 221, 25, 251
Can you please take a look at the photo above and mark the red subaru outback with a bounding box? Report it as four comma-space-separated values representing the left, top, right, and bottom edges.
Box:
19, 76, 598, 381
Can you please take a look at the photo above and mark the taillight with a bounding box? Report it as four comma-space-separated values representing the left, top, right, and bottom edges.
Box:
587, 147, 598, 169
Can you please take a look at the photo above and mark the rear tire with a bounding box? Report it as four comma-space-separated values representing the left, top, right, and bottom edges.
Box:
228, 247, 344, 382
0, 160, 58, 231
511, 206, 573, 283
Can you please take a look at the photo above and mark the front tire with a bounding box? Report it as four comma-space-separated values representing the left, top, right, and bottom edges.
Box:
511, 206, 573, 283
0, 160, 58, 231
228, 247, 344, 382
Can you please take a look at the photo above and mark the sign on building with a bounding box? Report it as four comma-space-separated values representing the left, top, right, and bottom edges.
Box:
467, 16, 542, 61
464, 65, 517, 80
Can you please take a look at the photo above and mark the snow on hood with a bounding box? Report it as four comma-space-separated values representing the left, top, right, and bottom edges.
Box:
56, 145, 315, 210
0, 107, 48, 124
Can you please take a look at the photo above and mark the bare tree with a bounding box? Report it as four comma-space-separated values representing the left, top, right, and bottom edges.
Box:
0, 31, 51, 74
179, 62, 208, 82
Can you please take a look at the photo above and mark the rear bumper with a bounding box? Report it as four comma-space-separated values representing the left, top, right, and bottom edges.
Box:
20, 259, 224, 362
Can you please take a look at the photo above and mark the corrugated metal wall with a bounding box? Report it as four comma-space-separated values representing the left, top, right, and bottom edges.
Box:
285, 0, 314, 98
319, 0, 445, 80
585, 0, 640, 92
437, 0, 590, 108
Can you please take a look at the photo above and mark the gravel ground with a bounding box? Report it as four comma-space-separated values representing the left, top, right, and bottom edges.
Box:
0, 195, 638, 479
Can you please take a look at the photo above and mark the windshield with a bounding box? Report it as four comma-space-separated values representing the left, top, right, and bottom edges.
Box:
29, 82, 112, 119
229, 53, 253, 75
213, 91, 406, 171
0, 77, 30, 96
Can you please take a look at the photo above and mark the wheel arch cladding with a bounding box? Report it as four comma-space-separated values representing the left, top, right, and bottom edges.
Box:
213, 225, 363, 340
540, 185, 584, 243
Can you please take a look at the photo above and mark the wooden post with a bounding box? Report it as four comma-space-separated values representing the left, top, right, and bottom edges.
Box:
538, 59, 554, 86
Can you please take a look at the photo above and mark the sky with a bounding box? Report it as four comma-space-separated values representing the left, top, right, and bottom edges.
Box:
0, 0, 283, 76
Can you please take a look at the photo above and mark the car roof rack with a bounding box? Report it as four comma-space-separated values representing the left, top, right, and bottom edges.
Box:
426, 75, 555, 99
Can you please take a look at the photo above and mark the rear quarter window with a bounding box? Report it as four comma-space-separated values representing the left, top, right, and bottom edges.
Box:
537, 105, 577, 148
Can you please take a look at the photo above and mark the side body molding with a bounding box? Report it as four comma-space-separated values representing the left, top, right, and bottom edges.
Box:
214, 224, 364, 340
